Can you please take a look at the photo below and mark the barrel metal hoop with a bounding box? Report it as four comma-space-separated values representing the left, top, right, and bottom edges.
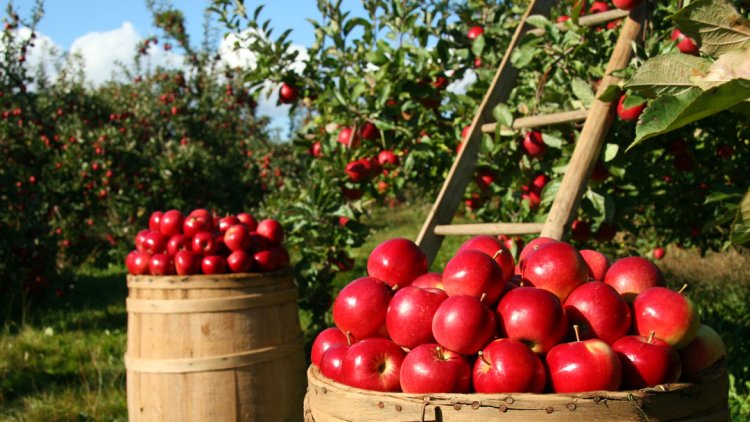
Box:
126, 287, 298, 314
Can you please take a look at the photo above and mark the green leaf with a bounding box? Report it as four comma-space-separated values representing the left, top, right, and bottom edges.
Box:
624, 54, 712, 97
366, 50, 388, 66
571, 78, 594, 107
691, 48, 750, 90
471, 35, 485, 57
542, 133, 564, 149
604, 143, 619, 162
510, 40, 539, 68
597, 84, 621, 102
631, 80, 750, 147
492, 103, 513, 128
671, 0, 750, 57
731, 190, 750, 245
344, 17, 371, 36
526, 15, 551, 30
622, 93, 646, 109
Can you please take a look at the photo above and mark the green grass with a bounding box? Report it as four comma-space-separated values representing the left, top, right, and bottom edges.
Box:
1, 204, 749, 420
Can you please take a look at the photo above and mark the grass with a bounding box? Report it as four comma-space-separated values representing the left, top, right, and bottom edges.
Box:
1, 203, 749, 420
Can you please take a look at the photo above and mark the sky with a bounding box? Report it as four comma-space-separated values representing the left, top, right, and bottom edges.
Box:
10, 0, 366, 132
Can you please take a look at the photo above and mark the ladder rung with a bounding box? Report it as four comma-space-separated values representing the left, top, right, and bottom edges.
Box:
529, 9, 629, 36
434, 223, 544, 236
482, 108, 588, 133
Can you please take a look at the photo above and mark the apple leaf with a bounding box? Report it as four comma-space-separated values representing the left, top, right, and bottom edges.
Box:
691, 48, 750, 90
597, 84, 621, 102
624, 54, 711, 97
604, 143, 619, 162
731, 190, 750, 245
492, 103, 513, 128
526, 15, 551, 30
630, 79, 750, 148
571, 78, 594, 108
671, 0, 750, 57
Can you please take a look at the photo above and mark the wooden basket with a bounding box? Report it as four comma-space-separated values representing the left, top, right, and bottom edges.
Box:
126, 269, 306, 422
304, 361, 728, 421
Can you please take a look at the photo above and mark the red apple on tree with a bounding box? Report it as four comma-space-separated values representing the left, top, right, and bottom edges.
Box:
564, 281, 632, 345
496, 286, 567, 354
359, 122, 379, 141
589, 1, 610, 13
367, 238, 428, 289
613, 332, 682, 389
579, 249, 610, 281
400, 344, 471, 394
679, 324, 727, 380
604, 256, 665, 302
546, 327, 622, 393
671, 29, 699, 55
337, 127, 360, 149
653, 247, 666, 260
341, 338, 406, 392
345, 160, 369, 182
377, 150, 399, 167
333, 277, 392, 340
612, 0, 643, 12
617, 94, 646, 122
473, 338, 546, 393
521, 131, 547, 158
467, 25, 484, 40
432, 295, 496, 355
278, 83, 299, 104
311, 327, 349, 367
442, 250, 506, 305
521, 242, 588, 302
386, 286, 447, 349
633, 285, 700, 350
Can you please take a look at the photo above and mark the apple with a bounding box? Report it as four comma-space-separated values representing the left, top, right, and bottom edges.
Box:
224, 224, 251, 252
256, 219, 284, 246
461, 125, 471, 141
248, 232, 271, 252
174, 250, 200, 275
564, 281, 632, 345
149, 253, 175, 276
134, 229, 150, 252
442, 250, 505, 305
166, 234, 190, 255
143, 231, 168, 255
311, 327, 349, 367
589, 1, 610, 13
473, 338, 546, 393
386, 286, 447, 349
319, 344, 349, 383
475, 169, 496, 190
201, 255, 226, 275
521, 242, 587, 302
359, 122, 379, 141
546, 330, 622, 393
458, 235, 515, 283
337, 127, 360, 149
126, 250, 151, 275
521, 189, 541, 210
653, 247, 666, 260
467, 25, 484, 40
633, 285, 700, 350
521, 131, 547, 158
378, 150, 399, 167
604, 256, 665, 302
617, 94, 646, 122
227, 250, 253, 273
278, 83, 298, 104
496, 286, 567, 353
570, 219, 591, 242
159, 209, 184, 237
679, 325, 727, 380
253, 249, 278, 272
183, 211, 213, 237
613, 332, 681, 389
367, 238, 428, 289
432, 295, 496, 355
272, 246, 290, 268
341, 338, 406, 392
310, 141, 323, 158
579, 249, 610, 281
192, 231, 219, 255
518, 236, 557, 264
148, 211, 163, 232
671, 29, 699, 55
345, 160, 369, 182
410, 272, 443, 290
333, 277, 392, 340
400, 344, 471, 394
236, 212, 258, 231
612, 0, 643, 11
557, 15, 570, 23
531, 173, 548, 192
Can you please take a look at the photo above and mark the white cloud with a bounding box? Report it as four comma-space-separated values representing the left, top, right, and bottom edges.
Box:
447, 69, 477, 94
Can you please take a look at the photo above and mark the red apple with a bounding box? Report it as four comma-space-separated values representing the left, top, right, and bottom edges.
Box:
224, 224, 251, 252
411, 272, 443, 290
579, 249, 610, 281
159, 209, 184, 237
149, 253, 175, 276
236, 212, 258, 231
521, 242, 587, 302
442, 250, 505, 305
570, 219, 591, 242
518, 236, 557, 264
134, 229, 150, 252
333, 277, 392, 340
337, 127, 360, 149
386, 286, 447, 349
612, 0, 643, 11
367, 238, 428, 289
617, 94, 646, 122
143, 231, 168, 255
613, 333, 682, 389
589, 1, 610, 13
174, 250, 200, 275
546, 334, 622, 393
432, 295, 496, 355
126, 250, 151, 275
148, 211, 163, 232
496, 287, 567, 354
473, 338, 546, 393
458, 235, 515, 283
521, 131, 547, 158
201, 255, 226, 274
467, 25, 484, 40
564, 281, 632, 345
278, 83, 298, 104
256, 219, 284, 246
633, 286, 700, 350
248, 232, 271, 252
183, 212, 213, 237
227, 250, 253, 273
671, 29, 699, 55
311, 327, 349, 367
359, 122, 379, 141
345, 160, 369, 182
253, 249, 278, 272
476, 169, 496, 190
377, 150, 399, 167
166, 234, 190, 255
653, 247, 666, 260
191, 231, 219, 255
531, 173, 548, 192
604, 256, 665, 302
679, 325, 727, 380
309, 141, 323, 158
400, 344, 471, 393
341, 338, 405, 392
320, 344, 349, 383
273, 246, 290, 268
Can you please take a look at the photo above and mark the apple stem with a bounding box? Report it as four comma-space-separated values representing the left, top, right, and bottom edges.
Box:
478, 350, 490, 365
492, 250, 503, 260
345, 331, 353, 346
480, 292, 487, 303
392, 284, 399, 292
573, 325, 581, 342
678, 284, 688, 294
648, 331, 656, 344
436, 346, 444, 360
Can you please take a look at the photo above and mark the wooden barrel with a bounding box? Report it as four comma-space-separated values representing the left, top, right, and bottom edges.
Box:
304, 361, 728, 421
126, 269, 306, 422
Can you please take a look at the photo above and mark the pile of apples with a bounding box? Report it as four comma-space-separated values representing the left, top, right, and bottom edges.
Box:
311, 236, 726, 394
125, 209, 288, 276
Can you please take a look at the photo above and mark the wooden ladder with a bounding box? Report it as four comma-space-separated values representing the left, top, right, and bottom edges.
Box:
417, 0, 648, 265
